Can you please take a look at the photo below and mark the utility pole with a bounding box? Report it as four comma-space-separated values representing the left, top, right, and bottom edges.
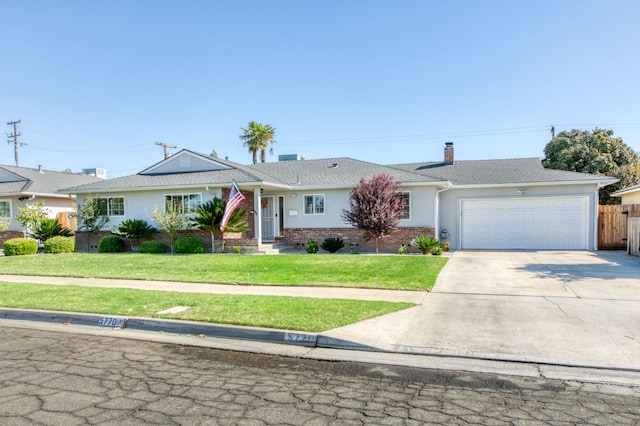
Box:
7, 120, 26, 166
155, 141, 176, 159
550, 125, 555, 139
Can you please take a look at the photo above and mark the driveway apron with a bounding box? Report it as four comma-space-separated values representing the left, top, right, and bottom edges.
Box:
396, 251, 640, 369
323, 251, 640, 370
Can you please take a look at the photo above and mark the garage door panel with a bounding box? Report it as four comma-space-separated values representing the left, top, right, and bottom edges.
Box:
461, 197, 588, 250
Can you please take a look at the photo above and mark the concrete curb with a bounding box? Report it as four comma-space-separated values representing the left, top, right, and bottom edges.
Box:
3, 307, 640, 387
0, 307, 375, 351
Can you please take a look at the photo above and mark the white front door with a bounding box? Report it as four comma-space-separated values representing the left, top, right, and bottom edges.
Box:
261, 196, 275, 242
461, 197, 588, 250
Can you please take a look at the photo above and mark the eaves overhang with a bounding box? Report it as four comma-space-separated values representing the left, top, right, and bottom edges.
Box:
62, 181, 291, 195
449, 179, 617, 190
611, 184, 640, 196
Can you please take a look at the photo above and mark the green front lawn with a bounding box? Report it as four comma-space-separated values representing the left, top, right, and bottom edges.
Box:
0, 283, 413, 332
0, 253, 447, 291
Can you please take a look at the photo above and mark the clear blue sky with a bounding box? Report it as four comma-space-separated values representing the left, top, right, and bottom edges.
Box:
1, 0, 639, 178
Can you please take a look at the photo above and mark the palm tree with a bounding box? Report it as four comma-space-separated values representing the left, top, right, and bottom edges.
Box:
239, 121, 276, 164
190, 198, 250, 253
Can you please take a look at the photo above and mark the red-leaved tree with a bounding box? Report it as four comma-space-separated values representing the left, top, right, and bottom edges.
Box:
341, 173, 405, 254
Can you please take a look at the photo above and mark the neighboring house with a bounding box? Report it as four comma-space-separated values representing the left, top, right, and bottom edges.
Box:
611, 184, 640, 205
61, 143, 617, 252
0, 165, 105, 241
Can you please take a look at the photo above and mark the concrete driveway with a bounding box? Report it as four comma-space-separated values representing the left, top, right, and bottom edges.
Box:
322, 251, 640, 370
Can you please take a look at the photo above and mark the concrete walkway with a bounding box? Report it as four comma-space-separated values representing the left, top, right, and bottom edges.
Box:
0, 274, 426, 304
1, 250, 640, 385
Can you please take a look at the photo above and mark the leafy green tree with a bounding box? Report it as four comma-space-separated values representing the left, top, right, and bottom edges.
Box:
341, 174, 405, 254
150, 202, 188, 255
0, 219, 9, 233
75, 195, 110, 252
239, 121, 277, 164
189, 198, 250, 253
15, 201, 48, 234
30, 218, 73, 243
111, 218, 157, 252
543, 128, 640, 204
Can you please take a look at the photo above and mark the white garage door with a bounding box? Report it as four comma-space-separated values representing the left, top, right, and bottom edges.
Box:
461, 197, 588, 250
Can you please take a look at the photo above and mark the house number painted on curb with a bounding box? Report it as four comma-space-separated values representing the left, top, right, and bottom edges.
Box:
284, 333, 315, 342
98, 316, 127, 328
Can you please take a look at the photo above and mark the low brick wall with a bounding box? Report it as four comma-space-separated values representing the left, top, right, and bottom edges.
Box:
278, 227, 435, 253
74, 230, 257, 253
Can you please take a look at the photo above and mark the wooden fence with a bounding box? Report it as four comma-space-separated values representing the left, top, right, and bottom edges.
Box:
598, 204, 640, 250
628, 218, 640, 257
57, 212, 77, 231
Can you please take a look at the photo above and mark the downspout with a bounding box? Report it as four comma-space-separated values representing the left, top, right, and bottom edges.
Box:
434, 182, 452, 241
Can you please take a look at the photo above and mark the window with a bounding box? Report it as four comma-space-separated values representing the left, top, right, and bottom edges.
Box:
304, 194, 324, 215
400, 191, 410, 220
98, 197, 125, 216
165, 193, 201, 214
0, 200, 10, 218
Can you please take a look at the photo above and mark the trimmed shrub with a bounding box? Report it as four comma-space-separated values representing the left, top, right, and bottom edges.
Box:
175, 237, 205, 254
306, 238, 319, 254
430, 246, 443, 256
410, 235, 441, 255
321, 237, 345, 253
44, 236, 75, 254
3, 238, 38, 256
233, 246, 242, 254
139, 240, 168, 254
98, 236, 125, 253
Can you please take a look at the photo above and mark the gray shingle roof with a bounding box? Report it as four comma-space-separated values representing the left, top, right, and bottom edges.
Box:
59, 151, 618, 195
390, 158, 617, 186
61, 149, 284, 193
61, 168, 266, 193
0, 165, 104, 196
248, 157, 439, 187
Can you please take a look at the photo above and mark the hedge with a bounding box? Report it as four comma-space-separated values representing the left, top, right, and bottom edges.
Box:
139, 240, 168, 254
175, 237, 205, 254
98, 236, 125, 253
4, 238, 38, 256
43, 236, 75, 254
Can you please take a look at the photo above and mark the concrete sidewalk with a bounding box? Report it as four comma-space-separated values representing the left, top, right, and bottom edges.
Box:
2, 251, 640, 387
0, 274, 426, 304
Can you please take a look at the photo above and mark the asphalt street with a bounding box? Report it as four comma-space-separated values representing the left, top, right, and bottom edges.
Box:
2, 326, 639, 425
1, 250, 640, 388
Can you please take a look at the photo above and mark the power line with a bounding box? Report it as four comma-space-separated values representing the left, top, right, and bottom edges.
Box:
155, 141, 177, 159
6, 120, 26, 166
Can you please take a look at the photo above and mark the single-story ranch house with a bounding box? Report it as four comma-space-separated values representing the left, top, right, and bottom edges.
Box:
62, 143, 617, 252
0, 165, 104, 242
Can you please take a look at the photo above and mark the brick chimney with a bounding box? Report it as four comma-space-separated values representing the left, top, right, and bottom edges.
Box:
444, 142, 454, 165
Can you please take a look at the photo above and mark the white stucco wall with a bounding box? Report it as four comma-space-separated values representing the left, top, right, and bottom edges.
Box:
4, 196, 76, 231
76, 188, 224, 231
271, 185, 437, 229
620, 192, 640, 205
437, 183, 601, 250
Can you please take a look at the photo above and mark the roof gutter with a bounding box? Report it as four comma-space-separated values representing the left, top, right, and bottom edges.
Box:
451, 179, 618, 189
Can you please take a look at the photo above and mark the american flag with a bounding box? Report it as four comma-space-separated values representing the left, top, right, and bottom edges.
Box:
220, 181, 246, 232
